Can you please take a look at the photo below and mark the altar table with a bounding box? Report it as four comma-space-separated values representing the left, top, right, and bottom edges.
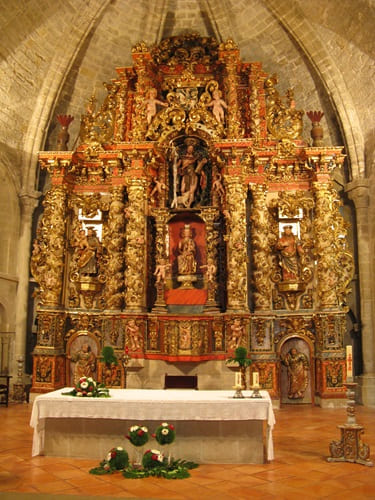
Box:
30, 389, 275, 464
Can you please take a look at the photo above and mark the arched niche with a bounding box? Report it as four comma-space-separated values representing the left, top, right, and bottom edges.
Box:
66, 331, 100, 386
279, 336, 314, 405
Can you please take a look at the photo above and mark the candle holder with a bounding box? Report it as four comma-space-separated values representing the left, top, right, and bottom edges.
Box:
327, 381, 373, 466
232, 385, 245, 399
250, 384, 262, 398
121, 350, 131, 389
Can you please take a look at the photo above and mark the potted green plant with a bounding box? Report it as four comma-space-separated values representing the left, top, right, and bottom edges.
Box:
226, 346, 252, 389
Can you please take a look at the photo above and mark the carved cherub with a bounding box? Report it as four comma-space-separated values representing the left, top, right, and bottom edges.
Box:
206, 89, 228, 123
146, 88, 168, 124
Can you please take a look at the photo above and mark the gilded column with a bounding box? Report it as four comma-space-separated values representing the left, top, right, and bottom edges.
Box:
202, 207, 220, 312
113, 73, 129, 142
224, 176, 248, 311
219, 39, 242, 139
152, 208, 169, 312
313, 181, 354, 310
130, 43, 152, 141
104, 186, 125, 310
31, 185, 68, 307
249, 183, 272, 311
346, 179, 375, 405
124, 178, 147, 312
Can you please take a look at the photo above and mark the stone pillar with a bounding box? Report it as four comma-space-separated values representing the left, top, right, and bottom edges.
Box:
346, 179, 375, 406
124, 178, 147, 312
13, 191, 40, 377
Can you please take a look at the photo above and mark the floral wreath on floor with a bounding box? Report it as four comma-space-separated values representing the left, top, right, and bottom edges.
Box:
90, 422, 198, 479
62, 376, 110, 398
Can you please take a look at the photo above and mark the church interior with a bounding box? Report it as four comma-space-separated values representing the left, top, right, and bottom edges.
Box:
0, 0, 375, 497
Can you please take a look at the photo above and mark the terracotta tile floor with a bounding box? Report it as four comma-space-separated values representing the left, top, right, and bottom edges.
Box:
0, 402, 374, 499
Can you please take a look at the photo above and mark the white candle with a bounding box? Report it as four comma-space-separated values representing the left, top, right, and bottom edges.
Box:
346, 345, 353, 380
252, 372, 259, 387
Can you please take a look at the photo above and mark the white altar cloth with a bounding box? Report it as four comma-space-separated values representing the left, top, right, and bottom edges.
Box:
30, 389, 275, 462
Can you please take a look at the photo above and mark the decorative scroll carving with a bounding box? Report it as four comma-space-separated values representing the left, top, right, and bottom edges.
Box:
274, 316, 315, 346
79, 82, 119, 148
265, 75, 303, 140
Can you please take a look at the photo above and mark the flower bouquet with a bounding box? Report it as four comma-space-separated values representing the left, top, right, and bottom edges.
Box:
125, 425, 149, 446
62, 376, 110, 398
90, 447, 129, 475
153, 422, 176, 445
125, 424, 149, 466
142, 449, 164, 468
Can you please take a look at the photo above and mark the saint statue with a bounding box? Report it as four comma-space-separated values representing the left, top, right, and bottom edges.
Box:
74, 227, 102, 277
177, 224, 197, 275
276, 225, 303, 281
171, 139, 208, 209
282, 347, 309, 399
70, 342, 96, 384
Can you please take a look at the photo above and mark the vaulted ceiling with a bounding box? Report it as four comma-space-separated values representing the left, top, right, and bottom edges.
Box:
0, 0, 374, 195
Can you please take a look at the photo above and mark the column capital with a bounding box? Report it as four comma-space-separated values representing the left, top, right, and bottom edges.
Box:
18, 189, 42, 217
345, 179, 369, 209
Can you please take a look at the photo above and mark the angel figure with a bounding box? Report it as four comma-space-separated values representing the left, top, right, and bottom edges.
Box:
146, 88, 168, 124
154, 259, 171, 284
206, 89, 228, 123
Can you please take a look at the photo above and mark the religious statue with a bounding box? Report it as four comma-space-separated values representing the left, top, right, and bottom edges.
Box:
145, 88, 167, 125
70, 342, 96, 384
275, 225, 303, 281
200, 258, 216, 283
126, 319, 142, 351
228, 318, 244, 350
177, 225, 197, 275
154, 258, 171, 284
74, 227, 102, 277
282, 347, 309, 399
206, 89, 228, 124
171, 139, 208, 209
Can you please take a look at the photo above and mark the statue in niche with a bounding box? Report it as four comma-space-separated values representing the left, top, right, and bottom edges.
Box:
276, 225, 303, 281
282, 347, 309, 399
70, 342, 96, 384
177, 224, 197, 275
74, 227, 102, 277
171, 139, 208, 209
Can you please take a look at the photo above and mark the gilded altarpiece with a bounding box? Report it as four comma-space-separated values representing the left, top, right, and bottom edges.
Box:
31, 34, 354, 405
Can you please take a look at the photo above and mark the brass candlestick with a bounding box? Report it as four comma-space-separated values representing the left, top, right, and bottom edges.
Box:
250, 384, 262, 399
232, 385, 245, 399
327, 381, 373, 467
